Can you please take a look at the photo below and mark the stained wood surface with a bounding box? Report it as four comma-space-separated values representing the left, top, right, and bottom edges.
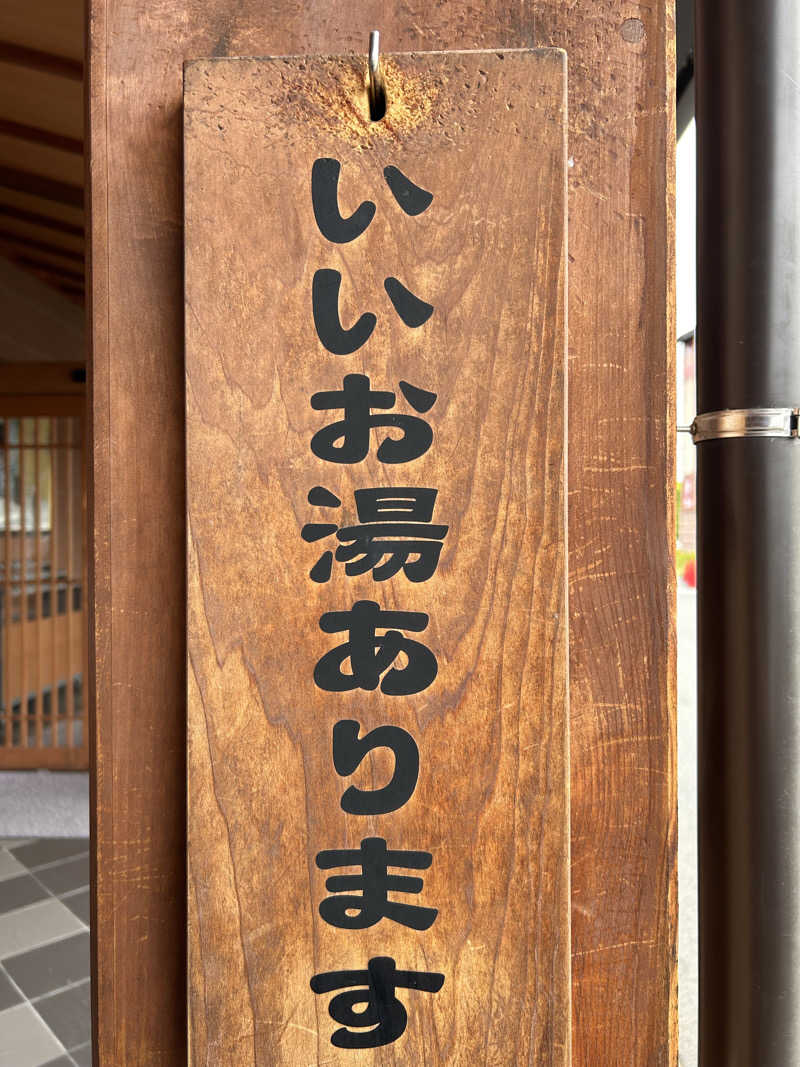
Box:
88, 3, 675, 1065
185, 51, 568, 1065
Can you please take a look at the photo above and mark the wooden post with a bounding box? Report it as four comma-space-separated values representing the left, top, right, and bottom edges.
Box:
88, 3, 675, 1063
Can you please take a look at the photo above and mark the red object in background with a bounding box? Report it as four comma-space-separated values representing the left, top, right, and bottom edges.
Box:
683, 557, 696, 588
682, 472, 696, 511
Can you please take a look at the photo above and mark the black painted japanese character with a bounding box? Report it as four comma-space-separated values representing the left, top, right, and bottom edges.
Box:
310, 161, 434, 351
310, 956, 445, 1049
384, 277, 434, 327
311, 159, 432, 240
310, 374, 436, 465
302, 486, 448, 583
312, 158, 376, 243
313, 269, 377, 354
333, 719, 419, 815
312, 271, 434, 354
383, 166, 434, 216
314, 599, 437, 695
316, 836, 437, 931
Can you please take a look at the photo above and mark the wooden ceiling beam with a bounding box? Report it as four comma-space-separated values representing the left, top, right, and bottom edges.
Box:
47, 283, 85, 306
12, 253, 84, 283
0, 255, 85, 353
0, 165, 83, 208
0, 41, 82, 81
0, 117, 83, 154
0, 230, 83, 261
0, 203, 84, 237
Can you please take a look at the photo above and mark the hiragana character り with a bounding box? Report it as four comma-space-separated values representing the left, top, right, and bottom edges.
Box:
332, 719, 419, 815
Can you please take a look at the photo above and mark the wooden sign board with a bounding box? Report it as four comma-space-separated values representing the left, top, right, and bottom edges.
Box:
185, 49, 569, 1064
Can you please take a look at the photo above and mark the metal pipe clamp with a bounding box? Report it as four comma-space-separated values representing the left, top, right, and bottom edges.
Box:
690, 407, 800, 443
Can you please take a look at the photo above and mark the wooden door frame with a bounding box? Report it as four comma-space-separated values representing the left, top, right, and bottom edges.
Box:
1, 362, 85, 413
88, 4, 676, 1063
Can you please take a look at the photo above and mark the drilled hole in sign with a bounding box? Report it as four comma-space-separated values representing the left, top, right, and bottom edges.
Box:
369, 82, 386, 122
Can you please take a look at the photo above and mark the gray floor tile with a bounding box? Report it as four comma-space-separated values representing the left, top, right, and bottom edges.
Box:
61, 891, 89, 927
0, 967, 22, 1011
40, 1059, 74, 1067
0, 875, 49, 916
5, 933, 90, 1000
70, 1046, 91, 1067
0, 900, 84, 960
33, 981, 91, 1052
0, 850, 27, 883
9, 841, 88, 872
0, 1002, 65, 1067
0, 839, 36, 849
34, 857, 89, 898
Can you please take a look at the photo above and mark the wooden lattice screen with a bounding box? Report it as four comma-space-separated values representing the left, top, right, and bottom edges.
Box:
0, 404, 87, 769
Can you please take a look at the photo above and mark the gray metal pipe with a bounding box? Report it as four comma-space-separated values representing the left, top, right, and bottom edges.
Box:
696, 1, 800, 1063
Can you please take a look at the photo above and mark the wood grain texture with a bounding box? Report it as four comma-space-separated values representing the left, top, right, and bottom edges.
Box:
535, 10, 678, 1065
185, 50, 568, 1066
88, 3, 675, 1064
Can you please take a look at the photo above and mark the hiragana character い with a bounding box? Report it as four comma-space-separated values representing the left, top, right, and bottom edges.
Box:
311, 158, 433, 243
312, 271, 433, 354
310, 159, 435, 353
311, 157, 376, 243
383, 165, 434, 216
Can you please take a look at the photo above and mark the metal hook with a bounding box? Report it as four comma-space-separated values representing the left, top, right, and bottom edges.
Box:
367, 30, 387, 120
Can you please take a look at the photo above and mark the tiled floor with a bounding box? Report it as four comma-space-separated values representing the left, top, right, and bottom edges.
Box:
0, 839, 90, 1067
